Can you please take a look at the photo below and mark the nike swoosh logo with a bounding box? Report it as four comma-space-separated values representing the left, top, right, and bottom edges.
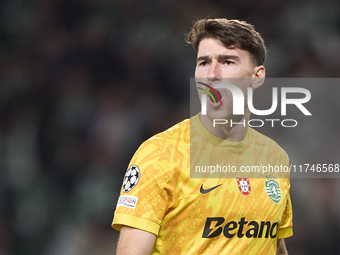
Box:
200, 184, 222, 194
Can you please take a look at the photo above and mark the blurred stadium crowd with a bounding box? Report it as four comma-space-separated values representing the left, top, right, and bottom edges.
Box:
0, 0, 339, 254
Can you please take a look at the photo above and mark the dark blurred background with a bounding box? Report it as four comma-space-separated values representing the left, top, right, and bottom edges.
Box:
0, 0, 339, 254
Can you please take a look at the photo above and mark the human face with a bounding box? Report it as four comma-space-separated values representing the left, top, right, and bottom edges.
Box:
195, 37, 265, 121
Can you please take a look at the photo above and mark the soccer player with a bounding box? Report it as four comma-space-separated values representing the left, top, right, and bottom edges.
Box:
112, 18, 292, 255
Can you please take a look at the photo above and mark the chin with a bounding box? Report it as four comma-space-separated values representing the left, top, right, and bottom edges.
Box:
207, 109, 233, 122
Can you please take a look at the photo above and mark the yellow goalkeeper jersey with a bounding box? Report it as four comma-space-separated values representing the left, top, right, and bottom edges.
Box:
112, 114, 293, 255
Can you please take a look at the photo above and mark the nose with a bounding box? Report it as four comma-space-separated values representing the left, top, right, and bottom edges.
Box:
207, 61, 221, 83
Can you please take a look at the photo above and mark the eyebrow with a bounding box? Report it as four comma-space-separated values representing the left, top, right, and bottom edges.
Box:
197, 54, 240, 61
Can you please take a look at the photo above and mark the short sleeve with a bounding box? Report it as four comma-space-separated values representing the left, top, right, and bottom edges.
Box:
277, 179, 293, 239
112, 139, 175, 235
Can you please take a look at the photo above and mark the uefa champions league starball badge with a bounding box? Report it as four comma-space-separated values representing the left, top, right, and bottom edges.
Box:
122, 165, 141, 193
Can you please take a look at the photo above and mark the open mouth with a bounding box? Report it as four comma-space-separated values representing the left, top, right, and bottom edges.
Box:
197, 82, 223, 105
209, 89, 222, 104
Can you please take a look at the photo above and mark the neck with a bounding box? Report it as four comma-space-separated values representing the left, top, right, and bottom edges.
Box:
199, 111, 250, 142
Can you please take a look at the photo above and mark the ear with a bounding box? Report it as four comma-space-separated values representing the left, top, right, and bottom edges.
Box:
251, 65, 265, 89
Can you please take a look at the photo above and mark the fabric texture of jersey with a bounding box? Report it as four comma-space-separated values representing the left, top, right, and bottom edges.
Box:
112, 114, 293, 255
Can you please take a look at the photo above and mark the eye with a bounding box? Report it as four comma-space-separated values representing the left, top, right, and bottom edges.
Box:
199, 61, 208, 66
223, 60, 234, 65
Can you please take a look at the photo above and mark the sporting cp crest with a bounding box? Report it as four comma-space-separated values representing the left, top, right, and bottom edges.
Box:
265, 179, 281, 203
236, 178, 251, 195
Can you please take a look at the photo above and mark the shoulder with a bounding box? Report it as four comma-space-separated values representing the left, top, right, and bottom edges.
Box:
140, 119, 190, 151
131, 119, 190, 164
127, 119, 190, 188
249, 128, 289, 160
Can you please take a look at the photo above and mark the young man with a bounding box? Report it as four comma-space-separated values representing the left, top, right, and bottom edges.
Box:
112, 18, 293, 255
